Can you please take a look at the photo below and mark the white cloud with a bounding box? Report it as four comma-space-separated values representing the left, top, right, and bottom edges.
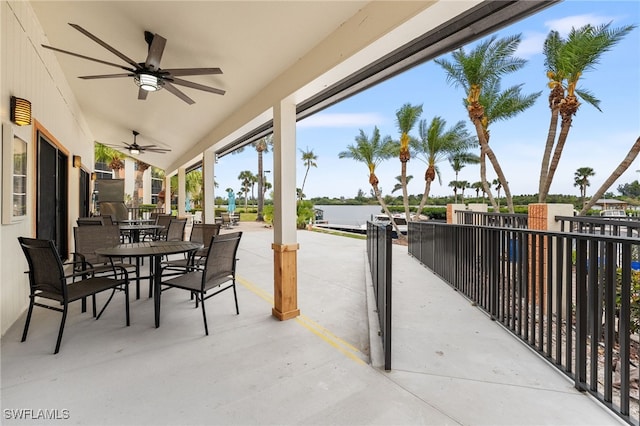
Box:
298, 112, 387, 128
516, 32, 547, 58
545, 13, 614, 36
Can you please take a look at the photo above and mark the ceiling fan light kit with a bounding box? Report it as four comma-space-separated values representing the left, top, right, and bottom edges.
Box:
135, 73, 161, 92
104, 130, 171, 155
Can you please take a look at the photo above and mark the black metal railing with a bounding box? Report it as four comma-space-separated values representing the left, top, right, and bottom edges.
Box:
127, 207, 164, 219
366, 221, 392, 370
456, 210, 528, 228
557, 215, 640, 238
408, 221, 640, 425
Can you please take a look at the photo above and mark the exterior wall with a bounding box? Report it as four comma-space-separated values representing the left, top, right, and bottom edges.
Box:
1, 1, 94, 335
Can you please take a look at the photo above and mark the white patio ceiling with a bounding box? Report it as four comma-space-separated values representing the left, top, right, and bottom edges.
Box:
29, 1, 551, 173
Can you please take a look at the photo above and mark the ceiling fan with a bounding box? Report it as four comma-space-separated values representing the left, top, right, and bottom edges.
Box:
106, 130, 171, 155
42, 23, 225, 105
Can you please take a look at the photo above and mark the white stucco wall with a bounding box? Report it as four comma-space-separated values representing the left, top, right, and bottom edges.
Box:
1, 1, 94, 335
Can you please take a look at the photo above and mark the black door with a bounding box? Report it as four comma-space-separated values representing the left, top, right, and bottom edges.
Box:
79, 169, 90, 217
37, 132, 68, 257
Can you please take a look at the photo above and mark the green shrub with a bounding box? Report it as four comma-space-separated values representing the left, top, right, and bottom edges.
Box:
616, 268, 640, 335
297, 201, 315, 229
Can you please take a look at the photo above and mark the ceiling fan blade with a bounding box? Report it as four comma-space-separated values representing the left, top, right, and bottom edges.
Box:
69, 23, 141, 70
162, 67, 223, 76
163, 82, 195, 105
79, 73, 133, 79
146, 148, 172, 153
138, 88, 149, 100
169, 77, 226, 95
41, 45, 136, 72
145, 33, 166, 71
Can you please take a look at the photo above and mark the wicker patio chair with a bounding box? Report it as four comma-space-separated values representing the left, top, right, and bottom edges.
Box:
18, 236, 130, 354
159, 232, 242, 335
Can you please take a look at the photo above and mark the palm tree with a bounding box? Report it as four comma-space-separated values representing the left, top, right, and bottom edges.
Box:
448, 180, 459, 203
238, 170, 254, 212
573, 167, 595, 208
95, 142, 125, 178
391, 175, 413, 194
492, 178, 503, 210
538, 23, 635, 202
472, 181, 485, 201
449, 150, 480, 183
299, 147, 317, 202
412, 117, 477, 216
132, 160, 150, 208
459, 180, 470, 200
254, 135, 272, 221
394, 103, 423, 221
581, 136, 640, 214
185, 170, 203, 209
436, 34, 539, 213
338, 127, 404, 238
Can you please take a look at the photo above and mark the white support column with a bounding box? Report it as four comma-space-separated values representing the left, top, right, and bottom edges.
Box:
178, 167, 186, 218
143, 168, 152, 205
164, 176, 171, 214
203, 150, 216, 224
271, 98, 300, 321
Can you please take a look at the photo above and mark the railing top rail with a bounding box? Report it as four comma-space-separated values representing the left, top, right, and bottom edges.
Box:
555, 215, 640, 225
410, 220, 640, 244
455, 210, 528, 218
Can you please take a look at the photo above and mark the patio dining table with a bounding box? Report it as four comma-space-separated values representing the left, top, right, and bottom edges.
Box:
95, 241, 202, 327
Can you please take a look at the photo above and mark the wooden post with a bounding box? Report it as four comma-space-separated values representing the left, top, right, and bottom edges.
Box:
272, 243, 300, 320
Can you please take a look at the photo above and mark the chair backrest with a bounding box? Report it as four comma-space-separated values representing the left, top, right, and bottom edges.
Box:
166, 219, 187, 241
202, 232, 242, 287
18, 237, 66, 299
156, 214, 174, 228
190, 223, 221, 246
99, 202, 129, 222
221, 212, 231, 224
77, 217, 104, 226
74, 225, 122, 265
189, 223, 204, 244
201, 224, 221, 247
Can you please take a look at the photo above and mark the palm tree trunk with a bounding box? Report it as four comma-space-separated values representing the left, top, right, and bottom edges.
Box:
401, 161, 410, 222
538, 91, 562, 201
300, 165, 310, 202
416, 179, 433, 219
540, 117, 572, 201
479, 152, 498, 211
580, 136, 640, 214
371, 182, 405, 240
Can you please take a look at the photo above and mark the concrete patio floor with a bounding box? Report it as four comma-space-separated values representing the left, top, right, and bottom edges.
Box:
1, 222, 622, 425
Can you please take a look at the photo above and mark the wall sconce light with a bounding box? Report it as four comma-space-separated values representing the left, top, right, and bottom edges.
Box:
91, 172, 97, 181
10, 96, 32, 126
73, 155, 82, 168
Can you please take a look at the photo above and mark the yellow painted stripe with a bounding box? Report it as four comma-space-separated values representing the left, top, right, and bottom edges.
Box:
237, 274, 366, 366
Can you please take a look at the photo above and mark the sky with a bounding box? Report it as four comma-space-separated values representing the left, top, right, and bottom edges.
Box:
213, 0, 640, 201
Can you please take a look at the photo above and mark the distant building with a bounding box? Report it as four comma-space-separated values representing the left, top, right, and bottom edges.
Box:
592, 198, 628, 211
